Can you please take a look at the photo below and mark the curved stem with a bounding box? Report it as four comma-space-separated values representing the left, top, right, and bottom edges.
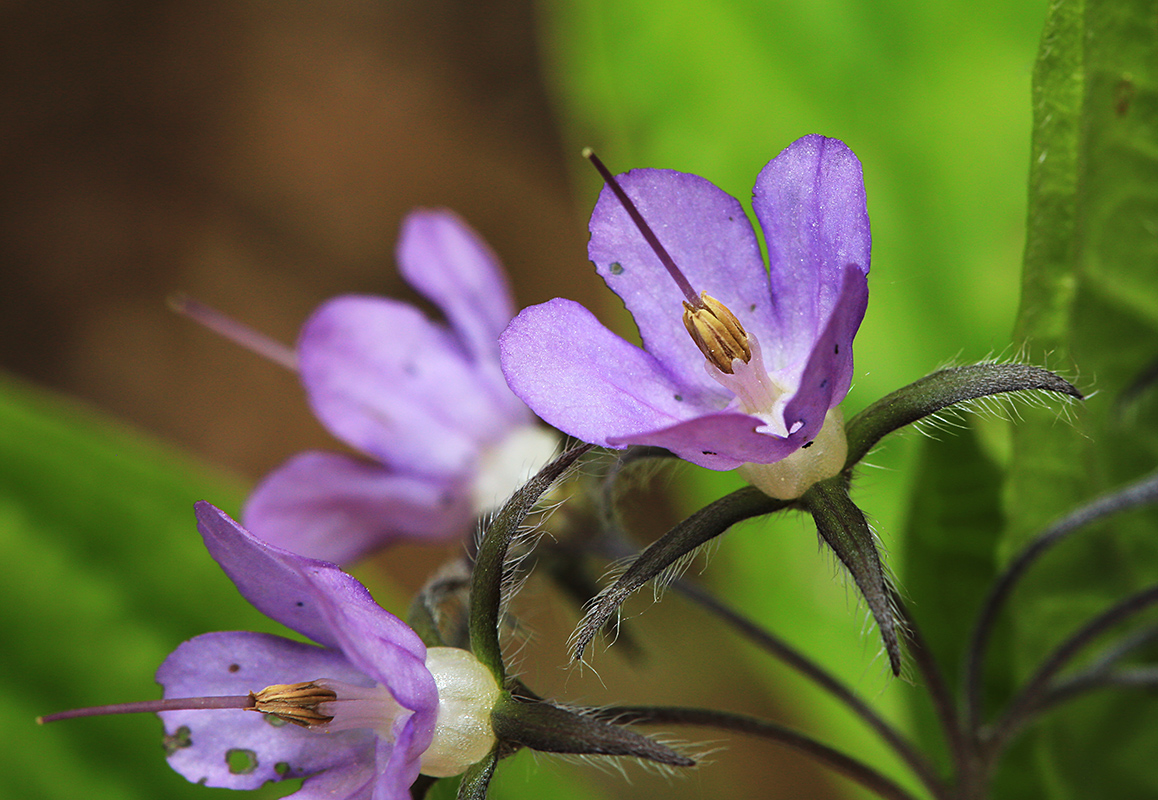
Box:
605, 706, 932, 800
985, 584, 1158, 755
962, 470, 1158, 734
674, 578, 944, 796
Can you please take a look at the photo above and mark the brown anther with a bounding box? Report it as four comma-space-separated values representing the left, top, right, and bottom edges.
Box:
682, 292, 751, 374
249, 681, 337, 728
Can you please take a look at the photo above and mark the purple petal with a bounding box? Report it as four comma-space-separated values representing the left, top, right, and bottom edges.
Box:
374, 729, 422, 800
195, 502, 343, 649
297, 564, 440, 775
396, 209, 515, 365
244, 451, 472, 566
752, 135, 871, 370
157, 631, 375, 791
500, 298, 728, 447
782, 263, 870, 432
588, 169, 772, 394
298, 296, 524, 479
610, 412, 804, 469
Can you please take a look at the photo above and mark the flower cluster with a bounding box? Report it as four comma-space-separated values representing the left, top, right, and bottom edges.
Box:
41, 135, 1086, 800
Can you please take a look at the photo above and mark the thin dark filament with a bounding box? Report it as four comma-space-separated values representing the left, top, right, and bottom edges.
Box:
169, 293, 298, 371
985, 583, 1158, 755
606, 706, 927, 800
582, 148, 702, 307
38, 695, 254, 724
675, 579, 944, 797
963, 469, 1158, 732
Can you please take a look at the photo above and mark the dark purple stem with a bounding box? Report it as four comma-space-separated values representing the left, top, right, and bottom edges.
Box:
38, 695, 255, 724
583, 149, 702, 307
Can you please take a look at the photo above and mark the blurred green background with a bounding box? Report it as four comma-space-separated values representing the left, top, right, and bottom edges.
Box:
2, 1, 1119, 798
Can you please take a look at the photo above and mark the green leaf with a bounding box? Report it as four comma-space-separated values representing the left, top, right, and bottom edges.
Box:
1007, 0, 1158, 796
0, 375, 293, 800
899, 424, 1006, 772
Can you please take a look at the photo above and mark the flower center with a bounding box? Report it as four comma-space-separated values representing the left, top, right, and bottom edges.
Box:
470, 424, 559, 513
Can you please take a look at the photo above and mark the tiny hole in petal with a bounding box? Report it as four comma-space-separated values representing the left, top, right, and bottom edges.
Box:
228, 663, 240, 673
163, 726, 192, 756
265, 715, 288, 727
702, 450, 717, 456
609, 262, 624, 275
834, 344, 840, 354
802, 441, 814, 449
674, 394, 683, 401
275, 762, 291, 777
295, 602, 304, 607
749, 303, 756, 312
226, 749, 258, 775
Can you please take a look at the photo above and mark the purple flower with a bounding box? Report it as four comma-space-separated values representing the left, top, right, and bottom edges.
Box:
158, 502, 500, 798
245, 209, 557, 563
500, 135, 870, 498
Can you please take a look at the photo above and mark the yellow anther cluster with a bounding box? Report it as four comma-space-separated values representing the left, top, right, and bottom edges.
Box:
682, 292, 751, 374
249, 681, 337, 728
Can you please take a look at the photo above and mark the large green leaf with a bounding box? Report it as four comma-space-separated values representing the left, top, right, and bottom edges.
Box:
0, 374, 300, 799
1005, 0, 1158, 796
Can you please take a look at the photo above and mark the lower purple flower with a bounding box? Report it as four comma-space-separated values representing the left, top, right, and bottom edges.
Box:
157, 502, 500, 798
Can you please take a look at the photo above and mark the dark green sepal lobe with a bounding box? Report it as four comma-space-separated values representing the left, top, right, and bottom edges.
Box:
571, 485, 788, 660
490, 692, 694, 767
454, 748, 497, 800
845, 363, 1082, 467
469, 442, 593, 683
800, 477, 903, 675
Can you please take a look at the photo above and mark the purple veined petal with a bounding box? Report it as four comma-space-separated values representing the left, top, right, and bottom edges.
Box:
396, 209, 515, 365
157, 631, 376, 791
299, 296, 521, 479
295, 763, 377, 800
295, 564, 436, 717
243, 451, 473, 566
500, 298, 729, 447
195, 502, 343, 650
589, 168, 773, 394
374, 726, 423, 800
752, 135, 871, 370
781, 263, 870, 434
610, 411, 804, 470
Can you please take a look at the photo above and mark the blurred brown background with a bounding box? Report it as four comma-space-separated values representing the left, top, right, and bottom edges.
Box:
1, 3, 846, 797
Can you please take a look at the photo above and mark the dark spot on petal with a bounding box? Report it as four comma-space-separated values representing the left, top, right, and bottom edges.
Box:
228, 663, 240, 673
609, 262, 624, 275
701, 450, 717, 456
834, 344, 840, 354
820, 379, 828, 388
275, 762, 291, 777
296, 601, 305, 607
802, 441, 814, 449
727, 216, 735, 221
265, 714, 288, 727
226, 749, 259, 775
673, 394, 683, 402
749, 303, 756, 312
163, 726, 192, 756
